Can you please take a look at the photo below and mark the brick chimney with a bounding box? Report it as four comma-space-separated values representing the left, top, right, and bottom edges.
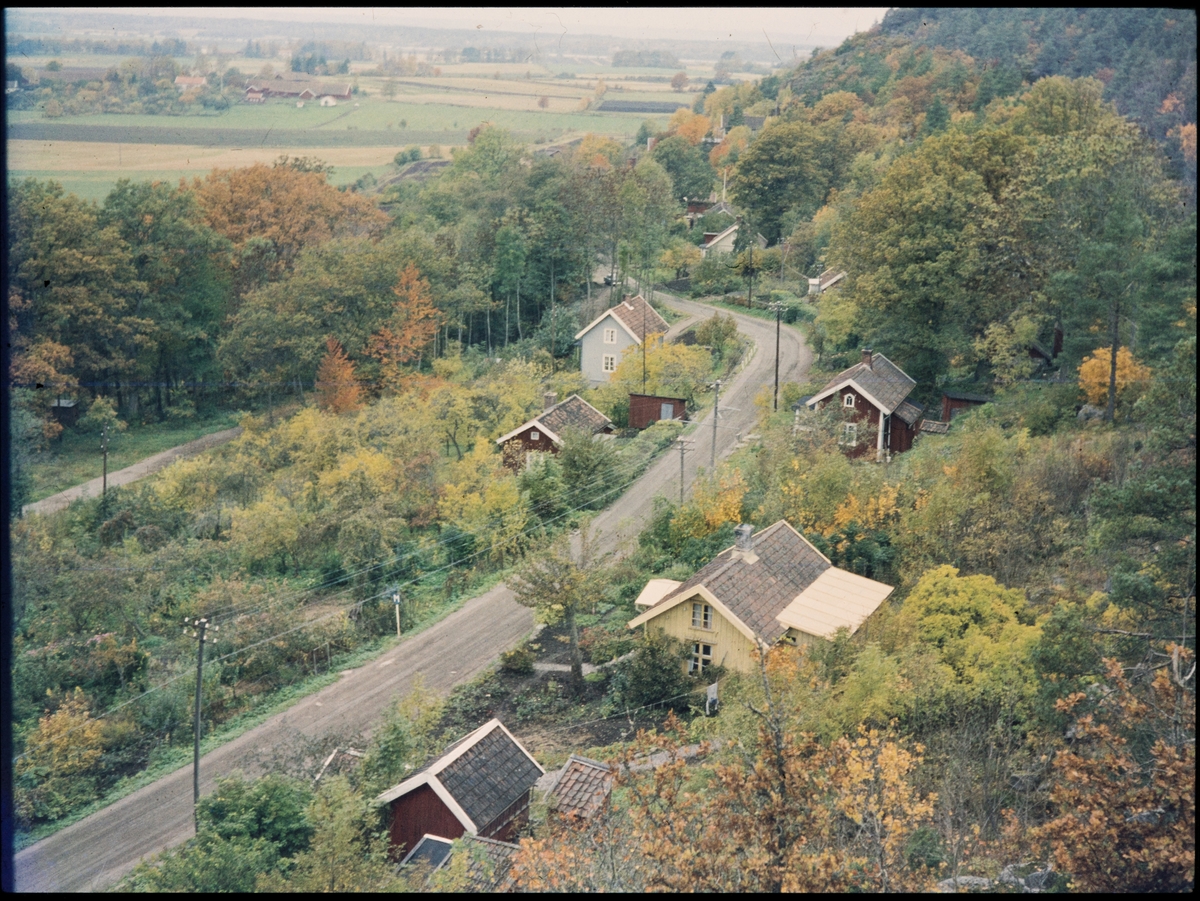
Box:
543, 392, 558, 411
861, 347, 873, 369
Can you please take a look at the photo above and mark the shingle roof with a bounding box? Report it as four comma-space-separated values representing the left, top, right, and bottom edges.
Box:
628, 521, 895, 644
808, 352, 916, 415
375, 719, 544, 833
438, 725, 544, 833
942, 390, 992, 403
539, 394, 612, 438
894, 399, 924, 425
459, 836, 520, 891
609, 295, 669, 341
919, 419, 950, 434
545, 755, 613, 819
656, 521, 831, 645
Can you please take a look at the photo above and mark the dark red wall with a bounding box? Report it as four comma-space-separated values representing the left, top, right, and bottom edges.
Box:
480, 790, 531, 842
629, 394, 687, 429
942, 395, 987, 421
389, 784, 465, 859
500, 424, 560, 470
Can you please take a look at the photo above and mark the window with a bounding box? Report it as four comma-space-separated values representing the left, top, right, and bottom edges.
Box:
603, 327, 617, 344
690, 642, 714, 674
691, 602, 712, 629
530, 430, 540, 441
602, 354, 617, 372
841, 422, 858, 445
843, 393, 856, 408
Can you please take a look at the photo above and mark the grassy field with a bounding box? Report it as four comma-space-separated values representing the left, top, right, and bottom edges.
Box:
28, 410, 243, 503
6, 57, 702, 199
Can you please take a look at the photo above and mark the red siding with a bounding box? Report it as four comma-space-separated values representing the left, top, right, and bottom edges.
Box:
480, 789, 531, 842
388, 784, 465, 859
942, 395, 987, 421
629, 394, 687, 429
821, 387, 917, 457
499, 424, 560, 470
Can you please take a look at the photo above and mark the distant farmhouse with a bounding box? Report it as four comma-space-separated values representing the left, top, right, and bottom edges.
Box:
243, 75, 351, 103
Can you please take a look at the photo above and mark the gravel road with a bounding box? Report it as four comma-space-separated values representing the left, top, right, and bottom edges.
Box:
12, 296, 810, 892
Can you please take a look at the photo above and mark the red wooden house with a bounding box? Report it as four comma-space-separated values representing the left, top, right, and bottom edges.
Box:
806, 348, 923, 461
496, 393, 612, 469
629, 393, 687, 429
376, 718, 544, 860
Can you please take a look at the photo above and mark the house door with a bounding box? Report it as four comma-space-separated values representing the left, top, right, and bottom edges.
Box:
661, 402, 674, 421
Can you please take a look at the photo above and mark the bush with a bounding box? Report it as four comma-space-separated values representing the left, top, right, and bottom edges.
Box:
608, 627, 694, 711
499, 646, 536, 675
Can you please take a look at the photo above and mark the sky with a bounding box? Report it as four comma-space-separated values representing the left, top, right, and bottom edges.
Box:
80, 7, 892, 46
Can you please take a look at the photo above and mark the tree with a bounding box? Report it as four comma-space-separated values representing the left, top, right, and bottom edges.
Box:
660, 241, 702, 280
667, 108, 711, 145
730, 121, 827, 242
652, 134, 715, 202
14, 688, 106, 824
314, 337, 363, 414
509, 525, 600, 690
367, 264, 443, 390
670, 71, 689, 92
1078, 345, 1150, 411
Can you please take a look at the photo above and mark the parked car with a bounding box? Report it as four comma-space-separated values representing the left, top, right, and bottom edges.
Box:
603, 275, 614, 286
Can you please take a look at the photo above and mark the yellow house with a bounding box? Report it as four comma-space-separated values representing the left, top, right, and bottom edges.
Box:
627, 521, 894, 674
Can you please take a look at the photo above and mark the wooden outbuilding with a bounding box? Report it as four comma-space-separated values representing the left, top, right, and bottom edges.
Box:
806, 348, 923, 461
496, 393, 613, 469
628, 393, 687, 429
376, 718, 544, 860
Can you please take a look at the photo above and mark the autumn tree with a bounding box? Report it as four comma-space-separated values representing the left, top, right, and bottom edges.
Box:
314, 337, 363, 414
1078, 345, 1150, 414
509, 524, 600, 690
367, 263, 443, 390
191, 161, 388, 297
670, 71, 689, 92
14, 688, 106, 824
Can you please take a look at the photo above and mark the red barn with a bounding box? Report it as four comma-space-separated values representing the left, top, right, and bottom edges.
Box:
376, 719, 544, 860
806, 348, 923, 461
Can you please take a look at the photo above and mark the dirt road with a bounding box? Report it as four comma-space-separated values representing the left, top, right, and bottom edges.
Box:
22, 427, 244, 518
12, 297, 810, 892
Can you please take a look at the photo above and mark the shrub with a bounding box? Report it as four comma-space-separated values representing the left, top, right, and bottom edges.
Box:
500, 646, 536, 675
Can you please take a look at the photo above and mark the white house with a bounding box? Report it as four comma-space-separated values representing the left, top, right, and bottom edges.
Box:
574, 294, 669, 386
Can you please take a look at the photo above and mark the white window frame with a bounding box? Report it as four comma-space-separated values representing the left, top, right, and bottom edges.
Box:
689, 642, 714, 674
841, 422, 858, 446
691, 602, 713, 630
843, 393, 856, 408
529, 430, 540, 441
602, 354, 617, 373
603, 327, 617, 344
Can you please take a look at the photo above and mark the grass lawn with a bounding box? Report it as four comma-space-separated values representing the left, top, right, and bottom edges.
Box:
28, 409, 243, 503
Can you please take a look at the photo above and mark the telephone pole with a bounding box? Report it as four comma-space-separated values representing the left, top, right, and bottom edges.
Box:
677, 436, 689, 506
711, 379, 721, 469
768, 301, 784, 411
393, 590, 402, 638
101, 423, 110, 497
184, 616, 216, 831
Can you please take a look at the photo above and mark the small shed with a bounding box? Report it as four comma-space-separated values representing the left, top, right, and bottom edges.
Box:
496, 393, 613, 470
629, 393, 687, 429
544, 755, 613, 820
376, 718, 543, 860
941, 390, 991, 421
49, 397, 79, 428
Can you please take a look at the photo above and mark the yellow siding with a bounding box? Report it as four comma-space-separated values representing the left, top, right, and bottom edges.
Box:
640, 594, 763, 674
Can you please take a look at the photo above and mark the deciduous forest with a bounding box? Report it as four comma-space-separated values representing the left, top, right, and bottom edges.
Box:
8, 7, 1195, 892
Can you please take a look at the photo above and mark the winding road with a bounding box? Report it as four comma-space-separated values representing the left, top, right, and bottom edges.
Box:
12, 294, 810, 892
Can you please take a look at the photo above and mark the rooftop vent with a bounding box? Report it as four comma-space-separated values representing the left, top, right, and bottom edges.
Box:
861, 347, 873, 369
543, 392, 558, 412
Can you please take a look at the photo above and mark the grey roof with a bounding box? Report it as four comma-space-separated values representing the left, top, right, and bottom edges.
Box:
539, 394, 612, 438
436, 725, 543, 832
810, 352, 916, 414
459, 836, 520, 891
610, 295, 669, 341
894, 399, 924, 425
920, 419, 950, 434
657, 521, 831, 645
942, 390, 992, 403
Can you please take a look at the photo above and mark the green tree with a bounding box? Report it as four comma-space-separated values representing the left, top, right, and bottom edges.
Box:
730, 121, 827, 242
652, 134, 715, 203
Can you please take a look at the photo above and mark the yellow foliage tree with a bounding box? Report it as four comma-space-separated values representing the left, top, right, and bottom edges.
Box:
1078, 345, 1151, 408
668, 108, 712, 145
15, 688, 106, 824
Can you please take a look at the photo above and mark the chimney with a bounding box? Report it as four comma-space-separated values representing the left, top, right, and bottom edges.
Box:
543, 392, 557, 411
734, 523, 754, 551
861, 347, 873, 369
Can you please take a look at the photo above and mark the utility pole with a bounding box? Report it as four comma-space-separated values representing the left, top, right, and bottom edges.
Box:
642, 298, 648, 394
101, 423, 110, 497
711, 379, 721, 469
393, 590, 402, 638
678, 436, 686, 505
184, 616, 216, 831
768, 302, 783, 411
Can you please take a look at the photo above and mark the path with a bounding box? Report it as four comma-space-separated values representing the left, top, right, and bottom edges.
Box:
22, 427, 244, 518
13, 296, 810, 892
